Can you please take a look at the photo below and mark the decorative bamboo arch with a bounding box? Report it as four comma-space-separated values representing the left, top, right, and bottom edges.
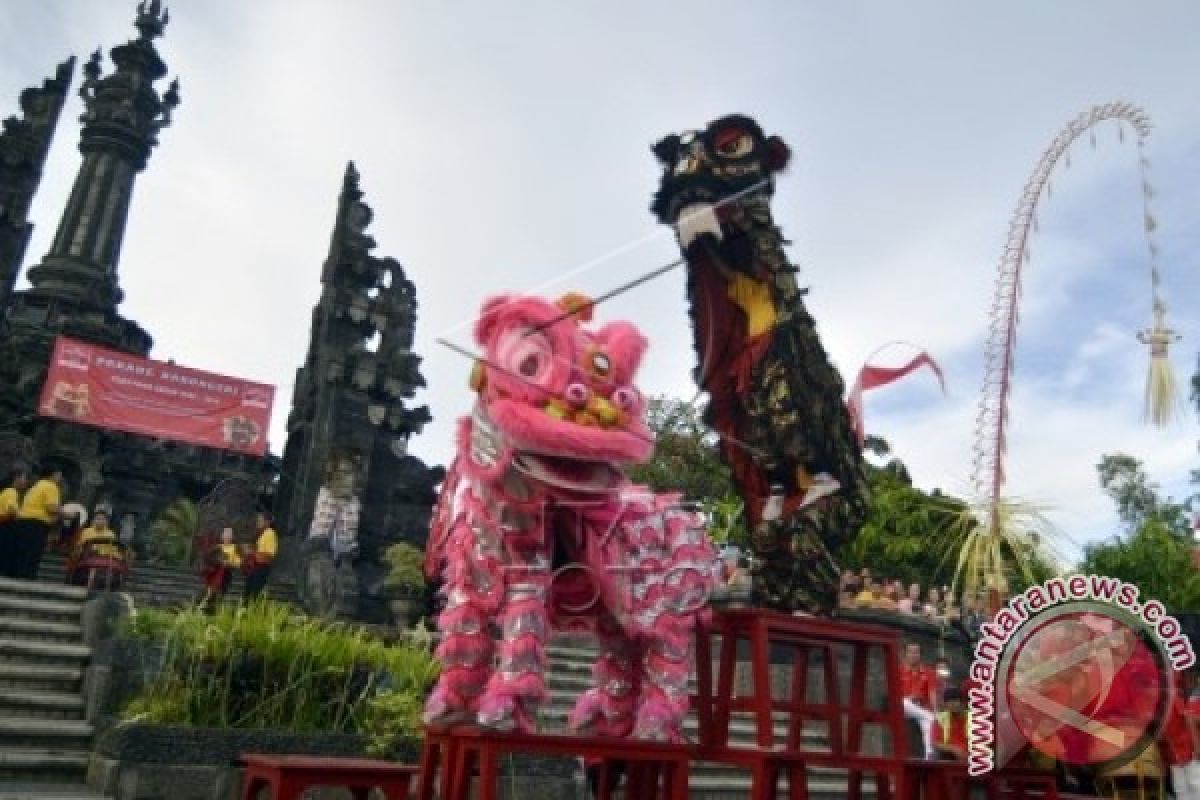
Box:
971, 102, 1178, 537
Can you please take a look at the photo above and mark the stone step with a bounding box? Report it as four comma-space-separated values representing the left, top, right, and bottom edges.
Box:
0, 639, 90, 665
37, 558, 296, 608
0, 617, 84, 644
0, 595, 83, 624
0, 688, 85, 717
0, 782, 103, 800
0, 663, 83, 693
0, 791, 103, 799
0, 578, 88, 603
0, 749, 90, 782
685, 771, 880, 798
537, 706, 824, 749
0, 717, 93, 750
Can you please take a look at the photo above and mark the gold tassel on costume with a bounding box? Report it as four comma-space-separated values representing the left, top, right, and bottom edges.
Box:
1137, 307, 1181, 427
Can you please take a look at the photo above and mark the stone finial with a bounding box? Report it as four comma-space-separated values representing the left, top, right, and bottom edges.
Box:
135, 0, 169, 41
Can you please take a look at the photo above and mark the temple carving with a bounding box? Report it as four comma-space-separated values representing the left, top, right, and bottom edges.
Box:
276, 163, 443, 619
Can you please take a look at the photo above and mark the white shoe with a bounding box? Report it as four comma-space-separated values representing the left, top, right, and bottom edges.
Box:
762, 487, 785, 522
798, 473, 840, 509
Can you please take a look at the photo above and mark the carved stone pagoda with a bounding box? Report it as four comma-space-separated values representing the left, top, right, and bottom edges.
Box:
0, 2, 275, 537
275, 163, 443, 619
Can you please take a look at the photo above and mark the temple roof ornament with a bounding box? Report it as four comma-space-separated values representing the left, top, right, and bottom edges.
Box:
76, 2, 180, 167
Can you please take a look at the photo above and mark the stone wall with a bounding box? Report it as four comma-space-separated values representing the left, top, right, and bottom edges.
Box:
89, 725, 375, 800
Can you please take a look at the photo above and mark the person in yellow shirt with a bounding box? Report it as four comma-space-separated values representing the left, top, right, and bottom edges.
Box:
0, 469, 30, 578
200, 527, 241, 610
243, 512, 278, 601
854, 578, 879, 609
13, 467, 63, 580
68, 509, 128, 590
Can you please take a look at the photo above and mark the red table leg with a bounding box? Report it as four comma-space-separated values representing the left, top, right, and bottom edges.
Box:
715, 617, 738, 750
276, 775, 308, 800
695, 624, 714, 747
751, 616, 774, 749
240, 773, 270, 800
478, 743, 500, 800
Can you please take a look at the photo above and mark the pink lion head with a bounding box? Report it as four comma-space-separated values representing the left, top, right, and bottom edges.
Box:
469, 293, 653, 467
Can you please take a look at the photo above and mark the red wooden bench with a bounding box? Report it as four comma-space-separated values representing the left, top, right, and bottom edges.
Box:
239, 754, 417, 799
418, 727, 690, 800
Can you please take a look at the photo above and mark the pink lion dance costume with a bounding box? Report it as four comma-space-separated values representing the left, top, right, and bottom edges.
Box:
423, 293, 718, 741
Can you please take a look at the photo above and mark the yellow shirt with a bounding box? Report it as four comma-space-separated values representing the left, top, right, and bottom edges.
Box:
78, 527, 122, 559
726, 273, 778, 338
0, 488, 19, 521
79, 526, 117, 545
854, 589, 878, 607
255, 527, 278, 558
17, 479, 60, 524
220, 543, 242, 567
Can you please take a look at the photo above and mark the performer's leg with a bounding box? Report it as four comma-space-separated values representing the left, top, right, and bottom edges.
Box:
630, 496, 712, 741
425, 497, 500, 727
475, 537, 551, 733
635, 611, 693, 742
568, 614, 639, 738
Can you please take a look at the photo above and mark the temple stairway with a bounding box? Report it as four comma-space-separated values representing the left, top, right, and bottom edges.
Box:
9, 555, 892, 799
542, 637, 885, 800
38, 553, 297, 610
0, 577, 106, 799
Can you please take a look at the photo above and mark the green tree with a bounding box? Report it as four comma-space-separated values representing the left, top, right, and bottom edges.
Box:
1096, 453, 1188, 534
626, 396, 734, 503
625, 396, 751, 549
841, 466, 960, 586
145, 498, 199, 566
1080, 518, 1200, 612
1079, 452, 1199, 612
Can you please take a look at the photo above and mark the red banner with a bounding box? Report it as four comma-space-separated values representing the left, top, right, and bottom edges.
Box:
38, 336, 275, 456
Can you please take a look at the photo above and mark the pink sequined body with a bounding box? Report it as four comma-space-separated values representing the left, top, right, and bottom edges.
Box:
424, 295, 718, 741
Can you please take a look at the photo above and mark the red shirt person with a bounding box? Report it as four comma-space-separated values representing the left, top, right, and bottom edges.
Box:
900, 642, 939, 758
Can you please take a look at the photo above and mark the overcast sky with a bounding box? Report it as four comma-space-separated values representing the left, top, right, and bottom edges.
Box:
3, 1, 1198, 561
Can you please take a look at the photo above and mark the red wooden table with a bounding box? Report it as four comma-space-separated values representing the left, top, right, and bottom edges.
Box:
239, 754, 417, 799
418, 727, 690, 800
694, 609, 909, 800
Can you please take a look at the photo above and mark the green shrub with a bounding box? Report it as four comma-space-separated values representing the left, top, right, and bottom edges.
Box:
120, 599, 439, 744
383, 542, 427, 595
144, 498, 199, 566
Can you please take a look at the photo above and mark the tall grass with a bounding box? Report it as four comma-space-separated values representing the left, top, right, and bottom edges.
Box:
121, 599, 439, 754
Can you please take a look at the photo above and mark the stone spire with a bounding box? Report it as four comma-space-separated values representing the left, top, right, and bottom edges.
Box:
23, 0, 180, 313
277, 163, 441, 619
0, 57, 74, 314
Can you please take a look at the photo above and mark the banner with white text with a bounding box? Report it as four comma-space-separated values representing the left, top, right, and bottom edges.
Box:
38, 336, 274, 456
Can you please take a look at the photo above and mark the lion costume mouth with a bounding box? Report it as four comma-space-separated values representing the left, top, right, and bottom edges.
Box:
511, 452, 625, 493
675, 201, 725, 251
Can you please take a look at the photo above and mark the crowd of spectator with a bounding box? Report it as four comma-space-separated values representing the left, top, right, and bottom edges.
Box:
838, 568, 989, 638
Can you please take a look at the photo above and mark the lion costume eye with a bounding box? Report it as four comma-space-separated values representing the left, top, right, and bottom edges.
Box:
713, 128, 754, 158
497, 329, 554, 385
590, 351, 612, 378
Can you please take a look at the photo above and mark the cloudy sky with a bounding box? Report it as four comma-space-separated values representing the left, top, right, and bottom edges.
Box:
3, 1, 1198, 561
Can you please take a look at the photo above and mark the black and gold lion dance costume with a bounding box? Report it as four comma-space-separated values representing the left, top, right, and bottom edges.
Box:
651, 114, 868, 613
